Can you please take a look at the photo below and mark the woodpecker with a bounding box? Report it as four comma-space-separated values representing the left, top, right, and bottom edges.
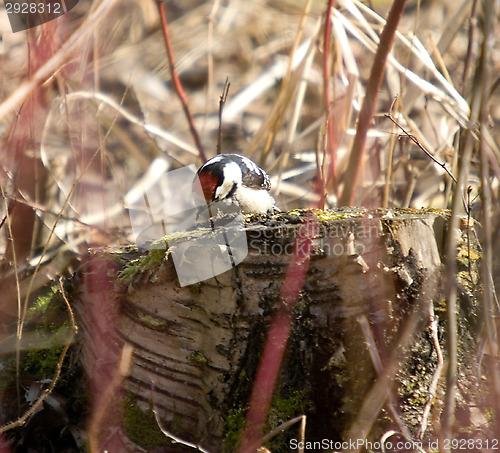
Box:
194, 154, 276, 214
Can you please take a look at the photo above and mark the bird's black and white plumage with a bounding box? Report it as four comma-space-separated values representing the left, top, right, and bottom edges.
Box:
194, 154, 276, 214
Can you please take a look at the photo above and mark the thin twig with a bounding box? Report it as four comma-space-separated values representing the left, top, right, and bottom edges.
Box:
155, 0, 207, 162
260, 415, 306, 446
385, 113, 457, 183
382, 98, 399, 207
340, 0, 408, 206
151, 383, 211, 453
217, 78, 230, 155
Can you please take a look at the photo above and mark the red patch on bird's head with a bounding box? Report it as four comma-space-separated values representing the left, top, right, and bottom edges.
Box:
196, 171, 219, 201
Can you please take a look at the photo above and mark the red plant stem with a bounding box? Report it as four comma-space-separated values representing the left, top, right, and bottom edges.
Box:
321, 0, 337, 205
239, 213, 319, 453
155, 1, 207, 163
339, 0, 408, 206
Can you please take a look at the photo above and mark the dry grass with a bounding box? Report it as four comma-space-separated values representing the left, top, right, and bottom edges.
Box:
0, 0, 499, 451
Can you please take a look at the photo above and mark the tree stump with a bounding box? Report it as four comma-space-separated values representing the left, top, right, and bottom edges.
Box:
78, 208, 481, 452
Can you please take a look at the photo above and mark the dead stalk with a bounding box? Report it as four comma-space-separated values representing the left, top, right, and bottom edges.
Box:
322, 0, 338, 202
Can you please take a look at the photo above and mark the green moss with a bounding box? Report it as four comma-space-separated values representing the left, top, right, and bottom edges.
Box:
118, 238, 169, 283
27, 285, 70, 329
123, 394, 172, 450
14, 284, 74, 378
21, 346, 65, 377
223, 407, 246, 452
434, 298, 447, 315
422, 207, 451, 215
314, 210, 349, 221
138, 314, 168, 330
263, 389, 312, 453
267, 388, 310, 430
30, 285, 59, 315
284, 209, 303, 217
118, 228, 222, 284
189, 351, 209, 366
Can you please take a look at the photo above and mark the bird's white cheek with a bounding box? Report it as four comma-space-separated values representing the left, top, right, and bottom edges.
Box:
214, 180, 235, 200
214, 162, 242, 200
